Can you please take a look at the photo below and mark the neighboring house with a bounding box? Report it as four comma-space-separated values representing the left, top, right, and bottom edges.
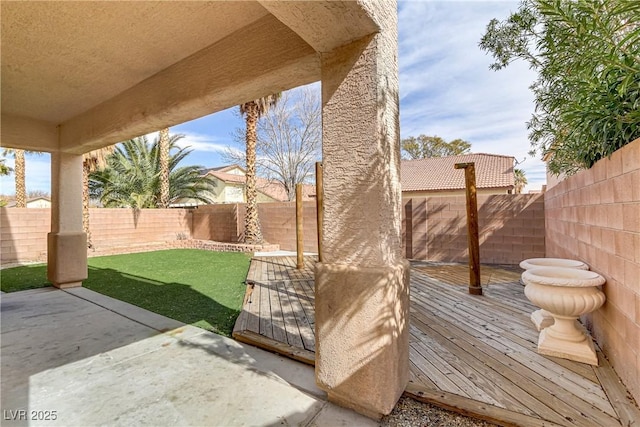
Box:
6, 196, 51, 208
401, 153, 515, 197
202, 164, 315, 203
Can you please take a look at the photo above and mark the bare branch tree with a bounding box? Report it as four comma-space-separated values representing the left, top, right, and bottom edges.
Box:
225, 86, 321, 201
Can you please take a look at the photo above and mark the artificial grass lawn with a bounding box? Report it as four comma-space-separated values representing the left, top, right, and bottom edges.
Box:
0, 249, 252, 337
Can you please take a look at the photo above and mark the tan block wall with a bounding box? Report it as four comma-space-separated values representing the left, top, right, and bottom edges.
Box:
2, 198, 541, 265
241, 202, 319, 252
193, 202, 318, 252
403, 194, 545, 265
1, 208, 51, 263
545, 138, 640, 404
192, 204, 240, 242
1, 208, 192, 264
1, 202, 319, 265
89, 208, 192, 249
403, 187, 511, 198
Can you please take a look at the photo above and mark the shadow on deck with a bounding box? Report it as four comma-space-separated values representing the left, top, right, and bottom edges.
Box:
232, 256, 640, 427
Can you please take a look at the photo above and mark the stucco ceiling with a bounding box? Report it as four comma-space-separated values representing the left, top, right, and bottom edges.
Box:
1, 1, 270, 124
1, 1, 379, 153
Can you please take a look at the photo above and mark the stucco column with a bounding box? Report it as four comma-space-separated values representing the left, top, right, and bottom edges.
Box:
315, 0, 409, 418
47, 152, 87, 288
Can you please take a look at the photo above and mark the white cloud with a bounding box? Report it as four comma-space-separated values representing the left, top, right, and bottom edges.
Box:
398, 0, 544, 190
142, 130, 236, 156
176, 132, 230, 154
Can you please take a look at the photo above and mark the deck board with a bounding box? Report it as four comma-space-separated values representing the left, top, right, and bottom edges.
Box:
411, 302, 618, 427
411, 281, 618, 421
232, 257, 639, 427
411, 278, 608, 399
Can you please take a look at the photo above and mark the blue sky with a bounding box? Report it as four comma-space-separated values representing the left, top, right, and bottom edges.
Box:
0, 1, 546, 195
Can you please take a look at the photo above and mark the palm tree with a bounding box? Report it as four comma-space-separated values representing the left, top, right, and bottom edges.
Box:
239, 94, 281, 244
83, 146, 114, 248
158, 128, 170, 208
90, 134, 215, 208
2, 149, 26, 207
514, 168, 528, 194
1, 149, 41, 207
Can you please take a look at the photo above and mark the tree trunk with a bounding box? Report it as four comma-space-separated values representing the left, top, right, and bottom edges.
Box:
82, 161, 93, 248
158, 128, 170, 208
14, 149, 26, 208
244, 102, 263, 244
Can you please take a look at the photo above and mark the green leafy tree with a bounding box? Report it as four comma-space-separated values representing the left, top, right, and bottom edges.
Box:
239, 94, 281, 244
514, 168, 528, 194
90, 134, 215, 208
401, 135, 471, 159
480, 0, 640, 175
0, 158, 12, 176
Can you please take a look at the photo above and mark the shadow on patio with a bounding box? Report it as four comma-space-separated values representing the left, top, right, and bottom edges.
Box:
0, 282, 375, 426
233, 256, 640, 427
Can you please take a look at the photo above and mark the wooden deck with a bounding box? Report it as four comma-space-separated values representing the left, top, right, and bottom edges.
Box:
233, 257, 640, 427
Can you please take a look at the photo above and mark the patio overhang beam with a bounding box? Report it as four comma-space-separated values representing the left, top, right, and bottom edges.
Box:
58, 14, 319, 155
1, 114, 58, 153
259, 1, 379, 53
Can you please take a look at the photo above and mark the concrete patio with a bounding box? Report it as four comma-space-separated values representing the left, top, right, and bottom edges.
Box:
0, 287, 376, 427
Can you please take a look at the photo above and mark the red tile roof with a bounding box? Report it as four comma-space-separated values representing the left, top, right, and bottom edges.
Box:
401, 153, 515, 192
205, 170, 246, 184
205, 169, 315, 202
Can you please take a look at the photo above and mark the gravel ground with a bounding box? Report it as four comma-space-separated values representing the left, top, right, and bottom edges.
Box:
381, 397, 498, 427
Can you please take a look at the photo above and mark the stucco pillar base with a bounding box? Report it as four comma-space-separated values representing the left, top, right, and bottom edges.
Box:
314, 260, 410, 418
47, 232, 88, 288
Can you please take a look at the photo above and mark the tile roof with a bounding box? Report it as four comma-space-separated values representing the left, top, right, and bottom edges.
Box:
205, 169, 315, 202
205, 164, 245, 173
401, 153, 515, 192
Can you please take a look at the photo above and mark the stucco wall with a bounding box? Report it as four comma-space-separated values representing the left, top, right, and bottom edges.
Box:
403, 194, 545, 265
545, 138, 640, 403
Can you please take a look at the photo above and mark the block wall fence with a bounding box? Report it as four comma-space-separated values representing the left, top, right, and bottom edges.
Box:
403, 194, 545, 264
1, 208, 192, 264
545, 137, 640, 404
191, 201, 320, 253
1, 196, 544, 266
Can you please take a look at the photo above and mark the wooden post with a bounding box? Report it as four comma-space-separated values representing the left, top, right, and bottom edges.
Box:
315, 162, 323, 263
296, 183, 304, 269
454, 162, 481, 295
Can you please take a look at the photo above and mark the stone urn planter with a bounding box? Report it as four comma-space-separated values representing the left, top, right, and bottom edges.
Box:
522, 267, 605, 365
519, 258, 589, 331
